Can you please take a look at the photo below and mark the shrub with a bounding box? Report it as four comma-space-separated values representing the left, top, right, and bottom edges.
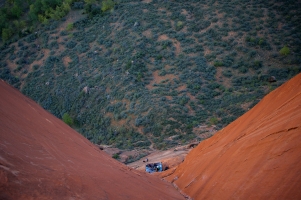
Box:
62, 113, 73, 126
175, 21, 184, 31
66, 23, 73, 31
214, 61, 223, 67
279, 46, 290, 56
112, 153, 120, 159
102, 0, 114, 12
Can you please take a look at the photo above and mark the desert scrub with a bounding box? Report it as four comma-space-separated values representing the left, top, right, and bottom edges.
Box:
1, 0, 300, 150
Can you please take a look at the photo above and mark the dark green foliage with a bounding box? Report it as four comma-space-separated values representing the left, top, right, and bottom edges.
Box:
214, 61, 223, 67
66, 40, 77, 49
0, 0, 73, 42
112, 153, 120, 159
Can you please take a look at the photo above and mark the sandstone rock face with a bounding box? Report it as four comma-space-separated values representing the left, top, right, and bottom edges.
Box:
0, 80, 184, 200
162, 73, 301, 199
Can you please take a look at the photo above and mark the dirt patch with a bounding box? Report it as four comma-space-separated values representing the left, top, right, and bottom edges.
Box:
186, 104, 195, 115
158, 34, 181, 56
203, 47, 211, 56
240, 102, 252, 110
187, 92, 196, 101
25, 49, 50, 78
168, 117, 177, 122
193, 125, 217, 138
165, 96, 173, 100
181, 9, 188, 16
177, 85, 187, 91
277, 22, 283, 30
173, 39, 181, 56
142, 0, 152, 3
216, 11, 224, 19
63, 56, 72, 67
110, 21, 123, 31
222, 31, 236, 40
158, 7, 166, 12
6, 60, 17, 71
127, 147, 192, 172
158, 34, 169, 41
137, 126, 144, 134
142, 30, 152, 38
105, 112, 128, 128
164, 65, 173, 70
146, 71, 177, 90
215, 67, 232, 88
180, 26, 188, 33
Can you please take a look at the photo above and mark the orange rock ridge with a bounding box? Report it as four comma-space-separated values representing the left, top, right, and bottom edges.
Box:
162, 73, 301, 199
0, 80, 184, 200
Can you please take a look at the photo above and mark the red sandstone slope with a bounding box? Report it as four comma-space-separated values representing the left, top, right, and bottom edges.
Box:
0, 80, 184, 200
162, 73, 301, 199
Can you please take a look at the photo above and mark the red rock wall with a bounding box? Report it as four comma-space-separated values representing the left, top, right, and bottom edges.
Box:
162, 73, 301, 199
0, 80, 184, 200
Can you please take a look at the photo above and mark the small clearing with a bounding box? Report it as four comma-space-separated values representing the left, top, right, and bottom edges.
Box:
63, 56, 72, 67
158, 34, 181, 56
146, 71, 177, 90
142, 30, 152, 38
126, 145, 195, 172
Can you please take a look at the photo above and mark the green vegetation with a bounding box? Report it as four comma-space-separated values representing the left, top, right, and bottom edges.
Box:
0, 0, 74, 42
112, 153, 120, 159
0, 0, 300, 151
176, 21, 184, 31
66, 23, 74, 31
62, 113, 73, 126
214, 61, 223, 67
209, 117, 218, 125
101, 0, 114, 12
279, 46, 290, 56
0, 0, 116, 42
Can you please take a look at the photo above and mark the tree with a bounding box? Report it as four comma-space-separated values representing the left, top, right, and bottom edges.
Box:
62, 113, 73, 126
10, 3, 22, 19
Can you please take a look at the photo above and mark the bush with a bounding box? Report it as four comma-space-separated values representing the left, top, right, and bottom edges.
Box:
279, 46, 290, 56
175, 21, 184, 31
102, 0, 114, 12
112, 153, 120, 159
66, 23, 73, 31
214, 61, 223, 67
62, 113, 73, 126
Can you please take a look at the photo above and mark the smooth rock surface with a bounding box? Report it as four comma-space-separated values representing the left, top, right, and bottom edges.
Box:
162, 73, 301, 199
0, 80, 184, 200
